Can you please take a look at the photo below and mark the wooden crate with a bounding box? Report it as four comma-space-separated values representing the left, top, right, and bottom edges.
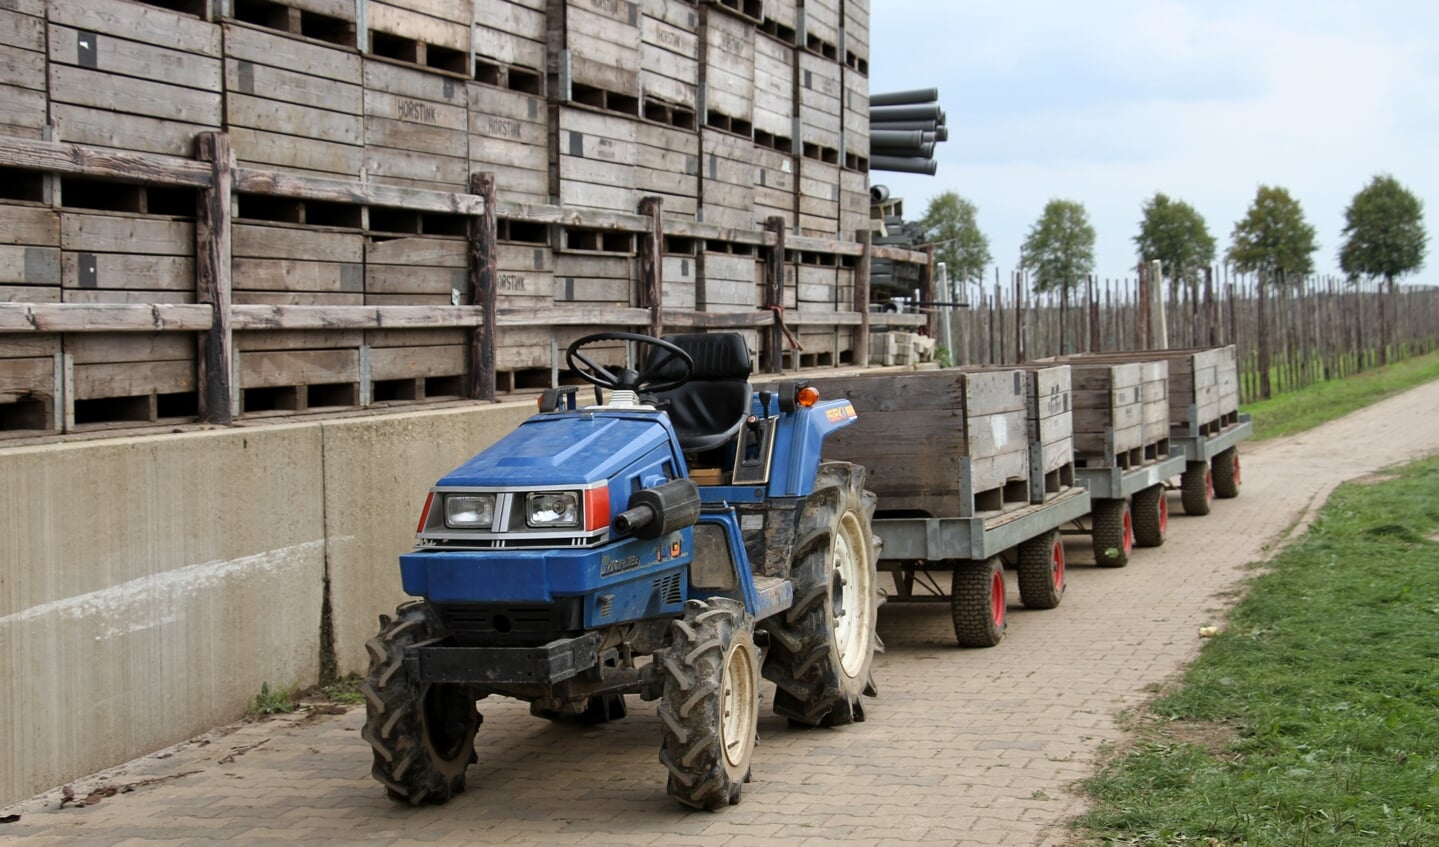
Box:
557, 106, 639, 214
798, 0, 839, 56
232, 220, 364, 362
798, 156, 839, 236
365, 231, 468, 351
806, 369, 1032, 517
554, 250, 634, 306
219, 0, 359, 46
474, 0, 546, 75
58, 210, 197, 414
0, 203, 61, 306
841, 65, 868, 169
661, 247, 698, 310
366, 0, 471, 73
47, 0, 223, 156
752, 31, 794, 148
0, 339, 58, 436
1063, 359, 1170, 468
636, 122, 699, 219
838, 168, 867, 239
698, 246, 761, 356
700, 129, 755, 230
700, 4, 754, 132
364, 59, 470, 193
761, 0, 798, 42
753, 146, 797, 228
964, 364, 1076, 501
469, 81, 550, 206
239, 347, 361, 412
841, 0, 868, 73
552, 0, 643, 97
640, 0, 699, 112
495, 241, 555, 310
0, 3, 46, 140
1058, 347, 1237, 436
225, 23, 364, 180
797, 51, 841, 157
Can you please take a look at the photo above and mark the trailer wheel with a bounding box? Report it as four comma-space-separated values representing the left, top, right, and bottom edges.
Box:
361, 602, 480, 806
1092, 498, 1134, 567
1181, 461, 1214, 515
657, 598, 759, 810
951, 556, 1006, 647
1017, 529, 1065, 610
1131, 484, 1167, 548
762, 462, 880, 727
1212, 447, 1241, 499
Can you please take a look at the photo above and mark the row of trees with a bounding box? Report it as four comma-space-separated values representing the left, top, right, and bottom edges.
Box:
918, 176, 1430, 364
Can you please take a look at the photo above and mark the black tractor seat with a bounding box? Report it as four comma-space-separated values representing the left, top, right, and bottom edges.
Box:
647, 332, 753, 453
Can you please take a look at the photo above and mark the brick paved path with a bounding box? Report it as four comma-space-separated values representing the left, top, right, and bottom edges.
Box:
5, 381, 1438, 847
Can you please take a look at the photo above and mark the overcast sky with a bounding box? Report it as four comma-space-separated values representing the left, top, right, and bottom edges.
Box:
867, 0, 1439, 285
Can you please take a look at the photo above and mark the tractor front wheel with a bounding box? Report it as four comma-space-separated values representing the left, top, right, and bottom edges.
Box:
761, 462, 880, 727
361, 602, 480, 806
656, 598, 759, 810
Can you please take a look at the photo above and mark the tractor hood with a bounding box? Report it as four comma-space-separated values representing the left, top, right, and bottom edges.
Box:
437, 410, 680, 488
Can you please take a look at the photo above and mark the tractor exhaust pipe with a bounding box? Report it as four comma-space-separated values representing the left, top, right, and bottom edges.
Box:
613, 478, 701, 539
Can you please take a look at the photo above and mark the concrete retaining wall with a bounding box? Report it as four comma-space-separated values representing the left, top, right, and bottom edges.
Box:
0, 400, 533, 806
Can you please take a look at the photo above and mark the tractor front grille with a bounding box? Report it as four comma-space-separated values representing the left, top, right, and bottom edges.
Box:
435, 600, 583, 647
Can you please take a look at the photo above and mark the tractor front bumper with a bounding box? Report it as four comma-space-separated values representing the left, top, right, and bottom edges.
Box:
404, 632, 601, 685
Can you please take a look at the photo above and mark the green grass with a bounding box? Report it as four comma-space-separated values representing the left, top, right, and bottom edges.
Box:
1079, 457, 1439, 846
247, 681, 297, 716
1244, 350, 1439, 440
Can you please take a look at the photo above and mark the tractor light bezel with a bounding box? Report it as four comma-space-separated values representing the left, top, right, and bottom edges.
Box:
444, 493, 497, 529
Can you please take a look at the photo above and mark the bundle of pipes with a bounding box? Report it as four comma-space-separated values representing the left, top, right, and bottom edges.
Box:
869, 88, 947, 175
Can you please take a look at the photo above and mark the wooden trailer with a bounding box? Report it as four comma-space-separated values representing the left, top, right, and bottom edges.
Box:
1039, 356, 1185, 566
801, 367, 1090, 648
1051, 346, 1252, 518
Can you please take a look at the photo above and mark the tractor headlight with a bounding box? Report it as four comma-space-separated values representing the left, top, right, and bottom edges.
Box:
444, 493, 496, 528
526, 491, 579, 527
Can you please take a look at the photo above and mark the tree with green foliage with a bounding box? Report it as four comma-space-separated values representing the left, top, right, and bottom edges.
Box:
1225, 185, 1317, 285
1133, 192, 1216, 300
1226, 185, 1317, 399
1022, 199, 1095, 353
1339, 174, 1427, 364
919, 191, 992, 289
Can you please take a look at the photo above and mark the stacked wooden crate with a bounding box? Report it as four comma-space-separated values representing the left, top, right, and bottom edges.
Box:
225, 20, 364, 180
474, 0, 545, 81
365, 223, 469, 403
798, 0, 839, 58
0, 0, 45, 141
804, 369, 1033, 517
364, 59, 470, 193
557, 104, 640, 214
700, 243, 761, 354
640, 0, 698, 116
1063, 358, 1170, 469
961, 364, 1076, 503
551, 0, 642, 97
365, 0, 471, 73
1056, 346, 1239, 439
0, 203, 59, 434
468, 81, 550, 206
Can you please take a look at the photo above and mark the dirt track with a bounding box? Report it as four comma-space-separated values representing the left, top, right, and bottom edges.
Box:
4, 380, 1438, 846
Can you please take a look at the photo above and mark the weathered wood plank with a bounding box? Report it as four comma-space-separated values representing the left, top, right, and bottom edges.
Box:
0, 136, 212, 187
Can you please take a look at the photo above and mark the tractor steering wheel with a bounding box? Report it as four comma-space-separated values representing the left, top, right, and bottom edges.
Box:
565, 332, 694, 394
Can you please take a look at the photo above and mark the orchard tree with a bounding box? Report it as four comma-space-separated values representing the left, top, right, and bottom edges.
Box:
1226, 185, 1316, 399
919, 191, 992, 290
1226, 185, 1317, 285
1134, 192, 1216, 300
1022, 199, 1095, 353
1339, 174, 1427, 364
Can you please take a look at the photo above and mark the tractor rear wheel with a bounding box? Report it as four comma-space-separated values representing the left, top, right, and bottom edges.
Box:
656, 598, 759, 810
951, 556, 1006, 647
361, 602, 480, 806
761, 462, 880, 727
1181, 461, 1214, 515
1017, 529, 1065, 610
1213, 447, 1242, 499
1092, 498, 1134, 567
1132, 484, 1168, 548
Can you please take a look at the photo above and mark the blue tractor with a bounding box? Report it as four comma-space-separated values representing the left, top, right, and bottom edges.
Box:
361, 331, 881, 810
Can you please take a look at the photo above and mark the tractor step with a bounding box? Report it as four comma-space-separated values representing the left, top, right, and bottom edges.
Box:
753, 575, 794, 621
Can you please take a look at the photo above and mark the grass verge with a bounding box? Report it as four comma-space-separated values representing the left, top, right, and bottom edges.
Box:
1078, 456, 1439, 846
1244, 350, 1439, 441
